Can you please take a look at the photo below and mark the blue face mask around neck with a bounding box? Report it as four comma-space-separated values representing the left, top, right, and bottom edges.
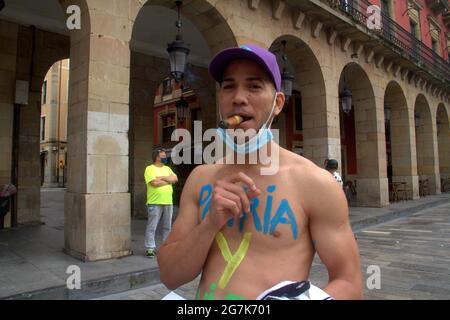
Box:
216, 94, 277, 155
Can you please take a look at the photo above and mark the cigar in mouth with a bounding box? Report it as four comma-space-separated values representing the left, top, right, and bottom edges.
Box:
219, 115, 243, 129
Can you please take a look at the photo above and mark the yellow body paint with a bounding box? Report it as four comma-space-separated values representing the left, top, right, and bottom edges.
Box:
215, 231, 252, 289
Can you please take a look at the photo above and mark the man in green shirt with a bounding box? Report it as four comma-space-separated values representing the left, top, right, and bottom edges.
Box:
144, 148, 178, 258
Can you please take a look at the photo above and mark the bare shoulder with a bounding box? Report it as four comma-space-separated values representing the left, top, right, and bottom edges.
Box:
279, 148, 346, 216
182, 164, 222, 192
174, 164, 219, 227
280, 148, 330, 184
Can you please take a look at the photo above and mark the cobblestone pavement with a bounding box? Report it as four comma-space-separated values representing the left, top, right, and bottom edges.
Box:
96, 202, 450, 300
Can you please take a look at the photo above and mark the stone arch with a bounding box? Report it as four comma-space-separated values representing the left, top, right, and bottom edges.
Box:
338, 62, 383, 206
436, 103, 450, 188
414, 94, 440, 195
268, 35, 328, 165
128, 0, 237, 217
384, 80, 419, 200
130, 0, 237, 54
6, 0, 74, 226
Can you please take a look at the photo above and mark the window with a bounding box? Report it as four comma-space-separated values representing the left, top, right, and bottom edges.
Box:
428, 19, 441, 56
409, 19, 420, 61
407, 1, 421, 40
381, 0, 393, 40
162, 78, 172, 96
431, 38, 438, 53
293, 91, 303, 132
381, 0, 390, 17
190, 107, 201, 132
410, 20, 417, 38
447, 37, 450, 62
40, 116, 46, 141
42, 80, 47, 104
161, 112, 176, 144
341, 0, 355, 12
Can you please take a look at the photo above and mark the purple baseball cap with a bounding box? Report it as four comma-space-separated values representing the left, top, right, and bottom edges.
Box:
209, 44, 282, 92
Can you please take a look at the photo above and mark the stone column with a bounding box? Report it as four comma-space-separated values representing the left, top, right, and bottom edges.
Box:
437, 108, 450, 182
302, 85, 340, 167
351, 72, 388, 207
0, 21, 18, 228
415, 108, 440, 195
64, 1, 133, 261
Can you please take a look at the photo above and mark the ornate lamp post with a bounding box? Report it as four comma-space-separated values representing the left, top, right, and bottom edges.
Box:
167, 1, 190, 82
339, 66, 353, 114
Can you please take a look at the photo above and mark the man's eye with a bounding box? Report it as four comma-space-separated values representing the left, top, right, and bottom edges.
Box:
250, 84, 262, 90
222, 84, 234, 89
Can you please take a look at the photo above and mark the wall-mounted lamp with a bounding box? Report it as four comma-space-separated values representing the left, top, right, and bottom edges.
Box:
339, 66, 353, 114
384, 103, 391, 122
280, 40, 295, 105
167, 1, 190, 83
437, 119, 442, 135
414, 112, 421, 129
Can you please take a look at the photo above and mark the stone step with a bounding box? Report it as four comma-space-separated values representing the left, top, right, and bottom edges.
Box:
3, 267, 161, 300
351, 197, 450, 232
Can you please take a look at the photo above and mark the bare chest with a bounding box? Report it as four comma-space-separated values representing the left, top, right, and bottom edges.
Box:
197, 177, 308, 243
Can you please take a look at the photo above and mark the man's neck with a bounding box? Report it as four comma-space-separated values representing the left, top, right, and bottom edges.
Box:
222, 141, 280, 167
154, 161, 164, 167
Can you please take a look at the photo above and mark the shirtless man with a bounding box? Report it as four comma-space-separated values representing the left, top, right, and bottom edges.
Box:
157, 44, 363, 300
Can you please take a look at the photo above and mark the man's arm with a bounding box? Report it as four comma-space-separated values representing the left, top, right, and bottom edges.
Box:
159, 174, 178, 184
307, 169, 363, 299
157, 169, 260, 290
157, 166, 218, 290
150, 178, 169, 187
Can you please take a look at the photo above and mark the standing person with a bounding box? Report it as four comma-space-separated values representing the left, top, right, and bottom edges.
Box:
157, 44, 362, 299
144, 148, 178, 258
0, 184, 17, 229
326, 159, 343, 187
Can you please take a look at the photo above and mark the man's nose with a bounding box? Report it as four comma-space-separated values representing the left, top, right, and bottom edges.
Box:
231, 86, 248, 106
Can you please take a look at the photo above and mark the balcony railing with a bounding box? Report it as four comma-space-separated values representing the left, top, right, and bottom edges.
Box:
326, 0, 450, 83
443, 11, 450, 28
426, 0, 449, 14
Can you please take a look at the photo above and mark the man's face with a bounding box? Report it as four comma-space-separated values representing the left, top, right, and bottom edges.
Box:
158, 151, 166, 160
218, 59, 284, 132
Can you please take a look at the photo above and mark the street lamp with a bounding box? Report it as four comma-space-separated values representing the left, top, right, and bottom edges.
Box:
280, 40, 295, 104
167, 1, 190, 83
339, 66, 353, 114
384, 103, 391, 122
437, 119, 441, 135
414, 112, 421, 129
176, 85, 188, 123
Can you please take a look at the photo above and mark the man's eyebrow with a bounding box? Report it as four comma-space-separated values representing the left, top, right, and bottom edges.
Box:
221, 77, 235, 82
246, 76, 265, 82
222, 76, 266, 82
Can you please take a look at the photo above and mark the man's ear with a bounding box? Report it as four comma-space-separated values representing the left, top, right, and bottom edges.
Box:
273, 92, 285, 116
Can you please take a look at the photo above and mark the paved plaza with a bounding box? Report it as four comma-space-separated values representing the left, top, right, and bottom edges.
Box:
96, 202, 450, 300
